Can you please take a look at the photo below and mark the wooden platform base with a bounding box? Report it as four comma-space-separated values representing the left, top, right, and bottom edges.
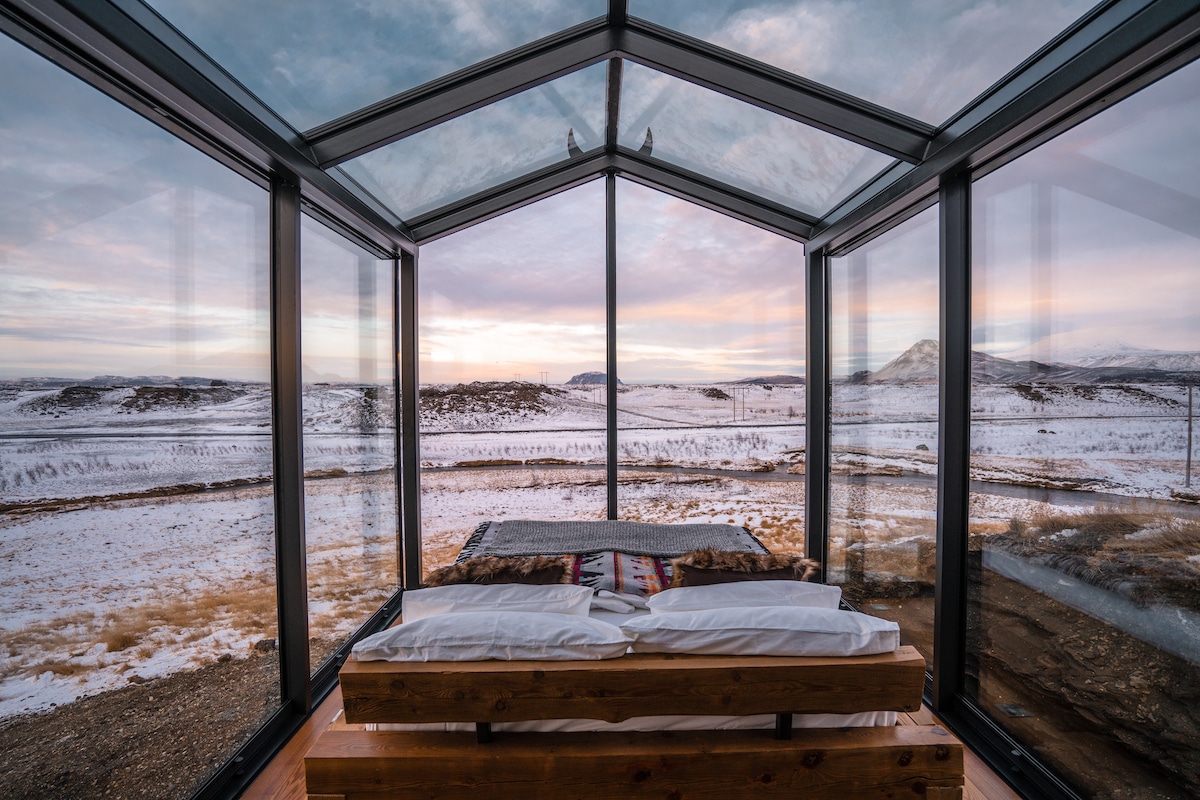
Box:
305, 724, 963, 799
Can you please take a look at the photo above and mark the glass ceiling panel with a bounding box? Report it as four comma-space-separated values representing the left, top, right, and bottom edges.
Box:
629, 0, 1098, 125
619, 62, 895, 217
142, 0, 607, 131
336, 64, 606, 221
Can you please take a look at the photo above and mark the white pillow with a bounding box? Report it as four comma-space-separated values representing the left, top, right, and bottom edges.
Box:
647, 581, 841, 614
402, 583, 593, 622
621, 606, 899, 657
352, 611, 634, 662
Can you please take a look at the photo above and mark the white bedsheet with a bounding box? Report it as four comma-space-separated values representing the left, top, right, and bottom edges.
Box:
367, 602, 897, 733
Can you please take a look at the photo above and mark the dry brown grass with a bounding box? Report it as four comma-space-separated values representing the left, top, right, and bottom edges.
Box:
35, 660, 90, 677
992, 506, 1200, 610
102, 630, 140, 652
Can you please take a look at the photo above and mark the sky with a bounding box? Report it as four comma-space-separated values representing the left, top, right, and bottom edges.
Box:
1, 7, 1197, 384
142, 0, 1096, 131
630, 0, 1098, 124
418, 178, 806, 385
143, 0, 608, 131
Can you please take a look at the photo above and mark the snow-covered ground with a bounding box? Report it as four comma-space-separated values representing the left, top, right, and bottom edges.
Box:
1, 378, 1197, 717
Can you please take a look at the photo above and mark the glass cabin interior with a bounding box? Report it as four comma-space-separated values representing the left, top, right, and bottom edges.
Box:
1, 1, 1198, 798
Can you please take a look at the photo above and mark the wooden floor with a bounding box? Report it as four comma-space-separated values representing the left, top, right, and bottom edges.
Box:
241, 687, 1024, 800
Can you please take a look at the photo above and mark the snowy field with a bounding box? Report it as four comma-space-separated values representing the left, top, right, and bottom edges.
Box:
2, 378, 1197, 717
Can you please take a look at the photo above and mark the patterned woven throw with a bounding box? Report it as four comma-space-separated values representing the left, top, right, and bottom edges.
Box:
462, 519, 766, 559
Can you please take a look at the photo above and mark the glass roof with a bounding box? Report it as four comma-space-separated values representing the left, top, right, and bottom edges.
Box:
628, 0, 1098, 125
142, 0, 606, 131
337, 64, 607, 221
131, 0, 1115, 235
619, 62, 895, 217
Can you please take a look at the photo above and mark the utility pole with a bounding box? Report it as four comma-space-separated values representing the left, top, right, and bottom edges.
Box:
1187, 378, 1194, 489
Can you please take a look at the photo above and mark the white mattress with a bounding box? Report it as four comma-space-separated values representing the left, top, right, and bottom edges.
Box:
368, 603, 897, 733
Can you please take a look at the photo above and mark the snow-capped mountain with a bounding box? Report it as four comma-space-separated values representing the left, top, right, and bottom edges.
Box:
1001, 332, 1200, 372
867, 339, 940, 382
854, 336, 1200, 384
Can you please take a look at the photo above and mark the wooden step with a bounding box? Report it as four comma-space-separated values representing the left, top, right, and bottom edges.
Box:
305, 723, 963, 800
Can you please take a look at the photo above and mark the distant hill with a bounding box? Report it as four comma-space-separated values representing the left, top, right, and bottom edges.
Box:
1, 375, 240, 389
1003, 333, 1200, 373
566, 371, 621, 385
854, 339, 1200, 384
741, 375, 805, 386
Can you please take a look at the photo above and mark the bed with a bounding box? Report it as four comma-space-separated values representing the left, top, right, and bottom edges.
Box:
304, 520, 964, 799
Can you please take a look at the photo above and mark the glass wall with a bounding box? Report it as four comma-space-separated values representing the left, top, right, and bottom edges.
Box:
300, 216, 397, 673
0, 33, 278, 800
416, 182, 607, 573
829, 206, 939, 661
970, 60, 1200, 799
615, 180, 806, 553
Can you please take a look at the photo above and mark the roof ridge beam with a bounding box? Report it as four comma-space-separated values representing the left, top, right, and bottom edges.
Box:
309, 22, 616, 169
407, 151, 613, 243
613, 149, 815, 241
407, 146, 816, 243
615, 21, 933, 164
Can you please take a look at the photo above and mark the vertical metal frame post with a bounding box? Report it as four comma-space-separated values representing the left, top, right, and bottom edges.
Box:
606, 171, 619, 519
934, 170, 972, 712
804, 245, 829, 579
390, 254, 404, 589
399, 250, 423, 588
269, 175, 310, 713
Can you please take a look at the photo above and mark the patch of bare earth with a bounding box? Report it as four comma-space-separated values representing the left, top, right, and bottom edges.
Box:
0, 651, 279, 799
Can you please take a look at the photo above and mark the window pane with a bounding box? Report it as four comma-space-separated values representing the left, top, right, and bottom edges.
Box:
143, 0, 607, 131
829, 206, 939, 663
301, 217, 397, 674
618, 62, 894, 217
970, 59, 1200, 799
615, 180, 806, 551
417, 182, 607, 573
629, 0, 1097, 124
0, 33, 278, 798
337, 64, 606, 221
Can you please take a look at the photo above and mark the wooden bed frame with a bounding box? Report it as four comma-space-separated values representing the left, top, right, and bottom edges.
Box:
305, 644, 964, 799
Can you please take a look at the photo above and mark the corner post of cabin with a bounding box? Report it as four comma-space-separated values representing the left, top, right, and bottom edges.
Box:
270, 173, 311, 714
804, 244, 830, 581
399, 248, 423, 589
934, 169, 971, 713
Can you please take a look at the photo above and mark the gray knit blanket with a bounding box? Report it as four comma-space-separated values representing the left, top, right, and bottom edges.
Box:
458, 519, 767, 560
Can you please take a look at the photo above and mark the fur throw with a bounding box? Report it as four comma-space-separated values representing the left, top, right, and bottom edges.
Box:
423, 555, 570, 588
669, 548, 820, 588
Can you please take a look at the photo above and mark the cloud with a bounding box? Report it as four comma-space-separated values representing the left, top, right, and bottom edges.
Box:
618, 63, 894, 216
632, 0, 1096, 124
143, 0, 606, 130
341, 64, 606, 220
0, 34, 271, 381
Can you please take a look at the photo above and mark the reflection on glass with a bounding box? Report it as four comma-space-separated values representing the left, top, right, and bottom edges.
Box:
628, 0, 1097, 124
619, 62, 895, 216
0, 33, 278, 798
301, 216, 397, 674
829, 206, 939, 662
145, 0, 607, 131
615, 180, 806, 549
970, 59, 1200, 799
337, 64, 607, 221
417, 182, 607, 573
